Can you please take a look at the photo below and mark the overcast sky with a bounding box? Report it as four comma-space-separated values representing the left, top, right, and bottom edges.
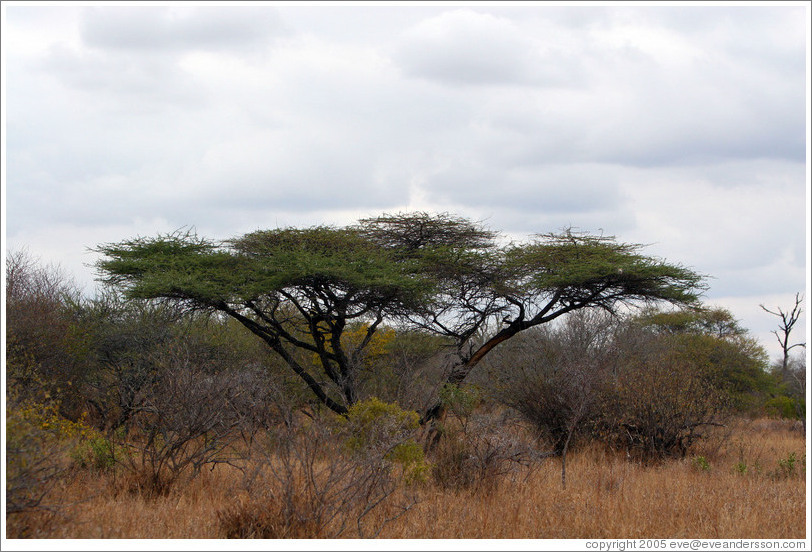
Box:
2, 2, 810, 362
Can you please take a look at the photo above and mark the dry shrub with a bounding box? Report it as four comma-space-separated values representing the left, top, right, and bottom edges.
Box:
218, 416, 418, 539
748, 417, 805, 434
430, 413, 542, 493
112, 347, 250, 497
4, 249, 86, 417
218, 495, 322, 539
594, 355, 728, 461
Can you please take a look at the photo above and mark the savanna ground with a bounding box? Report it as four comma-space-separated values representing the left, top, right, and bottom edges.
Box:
6, 416, 806, 540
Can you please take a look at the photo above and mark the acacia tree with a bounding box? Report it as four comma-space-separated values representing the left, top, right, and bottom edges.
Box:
95, 212, 705, 420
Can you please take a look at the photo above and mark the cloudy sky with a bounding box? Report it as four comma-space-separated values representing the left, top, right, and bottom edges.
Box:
2, 2, 809, 361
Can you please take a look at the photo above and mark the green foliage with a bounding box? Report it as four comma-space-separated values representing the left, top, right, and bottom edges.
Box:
71, 433, 120, 472
764, 396, 804, 420
7, 395, 93, 442
97, 226, 430, 308
388, 440, 431, 485
779, 451, 798, 473
233, 226, 429, 298
744, 459, 764, 476
670, 333, 772, 411
734, 451, 805, 480
692, 456, 711, 472
95, 231, 238, 302
773, 452, 801, 479
439, 383, 482, 420
639, 307, 747, 338
731, 452, 805, 480
634, 307, 774, 413
5, 381, 94, 513
505, 229, 705, 307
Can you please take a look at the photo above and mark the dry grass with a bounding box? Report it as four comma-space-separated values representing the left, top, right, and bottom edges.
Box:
5, 417, 806, 540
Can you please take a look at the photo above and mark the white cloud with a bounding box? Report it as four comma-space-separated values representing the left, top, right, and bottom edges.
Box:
618, 160, 807, 293
393, 8, 583, 87
79, 6, 290, 54
38, 44, 203, 110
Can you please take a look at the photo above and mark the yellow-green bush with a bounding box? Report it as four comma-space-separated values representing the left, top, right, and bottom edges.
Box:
343, 397, 419, 450
341, 397, 429, 484
5, 396, 94, 514
7, 394, 93, 443
387, 439, 431, 484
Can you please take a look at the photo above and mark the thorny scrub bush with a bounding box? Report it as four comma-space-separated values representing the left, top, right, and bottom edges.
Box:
429, 411, 544, 494
483, 310, 617, 456
217, 416, 419, 538
5, 249, 90, 421
593, 354, 728, 461
111, 342, 252, 497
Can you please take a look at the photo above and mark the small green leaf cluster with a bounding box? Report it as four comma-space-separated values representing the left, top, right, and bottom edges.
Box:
439, 383, 482, 420
692, 455, 711, 472
734, 461, 749, 475
71, 433, 122, 472
773, 452, 802, 479
731, 452, 804, 480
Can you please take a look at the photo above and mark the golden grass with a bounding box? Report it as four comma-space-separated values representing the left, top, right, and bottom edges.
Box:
6, 417, 806, 540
